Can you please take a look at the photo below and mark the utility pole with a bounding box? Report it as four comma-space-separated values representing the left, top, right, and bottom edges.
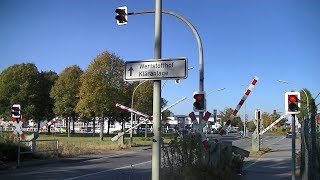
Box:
153, 0, 162, 179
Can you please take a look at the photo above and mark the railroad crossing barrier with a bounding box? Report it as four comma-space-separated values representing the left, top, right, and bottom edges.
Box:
217, 76, 259, 141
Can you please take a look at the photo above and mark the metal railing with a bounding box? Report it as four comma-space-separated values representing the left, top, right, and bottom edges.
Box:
18, 139, 59, 167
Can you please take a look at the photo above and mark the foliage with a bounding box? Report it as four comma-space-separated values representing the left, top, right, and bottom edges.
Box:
50, 65, 82, 118
247, 120, 256, 131
161, 135, 242, 180
37, 71, 58, 120
218, 108, 234, 124
133, 81, 153, 116
76, 51, 131, 137
231, 116, 243, 130
0, 63, 50, 121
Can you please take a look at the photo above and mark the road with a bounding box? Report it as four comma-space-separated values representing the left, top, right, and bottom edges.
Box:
0, 133, 295, 180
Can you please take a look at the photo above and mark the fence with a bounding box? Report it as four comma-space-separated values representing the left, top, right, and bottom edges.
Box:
18, 139, 59, 167
300, 102, 320, 179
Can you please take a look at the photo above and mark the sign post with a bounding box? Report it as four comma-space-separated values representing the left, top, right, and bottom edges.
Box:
124, 58, 187, 81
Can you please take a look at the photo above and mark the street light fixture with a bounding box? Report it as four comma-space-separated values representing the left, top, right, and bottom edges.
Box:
130, 80, 148, 144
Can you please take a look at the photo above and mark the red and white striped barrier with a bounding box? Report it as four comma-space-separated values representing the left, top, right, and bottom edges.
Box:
40, 118, 57, 132
116, 103, 150, 119
217, 76, 259, 140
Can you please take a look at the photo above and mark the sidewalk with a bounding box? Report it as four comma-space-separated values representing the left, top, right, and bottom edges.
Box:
238, 145, 299, 180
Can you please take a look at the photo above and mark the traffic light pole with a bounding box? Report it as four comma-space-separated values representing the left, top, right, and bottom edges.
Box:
128, 7, 205, 125
122, 5, 205, 180
292, 114, 296, 180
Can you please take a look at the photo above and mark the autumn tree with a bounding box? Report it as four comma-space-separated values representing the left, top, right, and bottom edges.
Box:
76, 51, 130, 140
218, 107, 234, 125
50, 65, 82, 136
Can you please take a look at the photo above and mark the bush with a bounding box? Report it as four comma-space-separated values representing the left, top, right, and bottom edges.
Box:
161, 134, 243, 180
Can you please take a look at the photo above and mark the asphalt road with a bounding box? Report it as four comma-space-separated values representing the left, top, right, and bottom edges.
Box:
0, 133, 296, 180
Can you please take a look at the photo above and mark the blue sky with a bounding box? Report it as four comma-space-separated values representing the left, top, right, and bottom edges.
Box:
1, 0, 319, 119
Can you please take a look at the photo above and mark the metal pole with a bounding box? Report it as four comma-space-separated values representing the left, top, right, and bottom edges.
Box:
130, 9, 204, 121
153, 0, 162, 179
131, 80, 148, 145
292, 114, 296, 180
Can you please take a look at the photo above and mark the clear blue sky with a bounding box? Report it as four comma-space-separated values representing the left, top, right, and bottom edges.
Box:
1, 0, 319, 119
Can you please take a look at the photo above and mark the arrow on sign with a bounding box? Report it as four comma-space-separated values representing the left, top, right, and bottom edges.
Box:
128, 67, 133, 76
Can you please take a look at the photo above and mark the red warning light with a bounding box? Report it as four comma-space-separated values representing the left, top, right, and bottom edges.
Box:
288, 95, 297, 103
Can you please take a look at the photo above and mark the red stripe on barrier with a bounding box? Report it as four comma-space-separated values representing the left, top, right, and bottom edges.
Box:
189, 112, 196, 121
252, 79, 257, 85
232, 110, 238, 116
239, 99, 245, 106
203, 111, 211, 121
245, 90, 251, 95
219, 129, 225, 135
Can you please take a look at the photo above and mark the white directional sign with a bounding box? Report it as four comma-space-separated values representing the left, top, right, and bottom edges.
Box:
124, 58, 187, 81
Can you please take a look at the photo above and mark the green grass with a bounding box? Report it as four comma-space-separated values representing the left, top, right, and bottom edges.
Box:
1, 131, 176, 160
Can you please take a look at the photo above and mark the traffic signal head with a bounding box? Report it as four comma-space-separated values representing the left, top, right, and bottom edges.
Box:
285, 91, 300, 115
115, 6, 128, 25
255, 109, 261, 120
11, 104, 21, 118
193, 91, 206, 112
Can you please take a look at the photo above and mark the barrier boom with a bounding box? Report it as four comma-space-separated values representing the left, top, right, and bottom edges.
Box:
259, 114, 287, 135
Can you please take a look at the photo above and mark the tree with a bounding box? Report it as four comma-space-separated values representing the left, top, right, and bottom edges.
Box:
231, 116, 243, 130
133, 81, 153, 116
50, 65, 82, 136
298, 88, 314, 122
218, 107, 234, 125
0, 63, 43, 121
76, 51, 130, 140
36, 71, 58, 131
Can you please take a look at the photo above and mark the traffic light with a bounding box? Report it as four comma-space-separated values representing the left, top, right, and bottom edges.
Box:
255, 109, 261, 120
11, 104, 21, 118
193, 91, 206, 112
285, 91, 301, 115
115, 6, 128, 25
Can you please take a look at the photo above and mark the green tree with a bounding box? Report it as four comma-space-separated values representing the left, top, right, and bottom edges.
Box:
218, 107, 234, 125
0, 63, 42, 121
247, 120, 256, 131
133, 81, 153, 116
76, 51, 130, 140
50, 65, 82, 136
298, 88, 314, 121
37, 71, 58, 120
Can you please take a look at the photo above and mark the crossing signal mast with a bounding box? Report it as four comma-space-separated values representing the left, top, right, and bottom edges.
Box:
285, 91, 301, 115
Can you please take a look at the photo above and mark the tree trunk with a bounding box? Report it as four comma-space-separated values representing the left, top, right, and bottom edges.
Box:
107, 119, 110, 134
100, 117, 104, 141
93, 118, 96, 137
72, 116, 75, 135
67, 117, 70, 137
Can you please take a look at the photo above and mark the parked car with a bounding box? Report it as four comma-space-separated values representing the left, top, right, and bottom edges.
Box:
286, 131, 292, 138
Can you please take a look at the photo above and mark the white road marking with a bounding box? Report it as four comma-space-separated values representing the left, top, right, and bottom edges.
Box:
63, 160, 151, 180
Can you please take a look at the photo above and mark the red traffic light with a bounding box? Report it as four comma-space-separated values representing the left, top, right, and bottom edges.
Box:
288, 95, 297, 103
194, 94, 202, 101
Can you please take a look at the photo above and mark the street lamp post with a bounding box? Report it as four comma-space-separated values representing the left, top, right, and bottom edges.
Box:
130, 80, 148, 145
205, 88, 226, 136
